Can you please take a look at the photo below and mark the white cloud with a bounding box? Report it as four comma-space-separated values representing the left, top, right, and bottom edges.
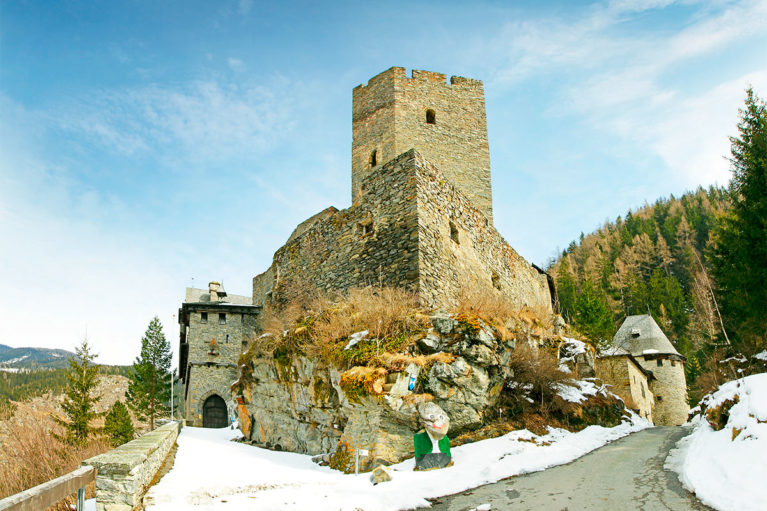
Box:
227, 57, 245, 71
54, 76, 305, 165
485, 0, 767, 189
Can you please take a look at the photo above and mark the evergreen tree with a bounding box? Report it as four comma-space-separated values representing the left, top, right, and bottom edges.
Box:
711, 88, 767, 348
573, 279, 615, 345
555, 258, 578, 322
104, 400, 135, 447
127, 317, 172, 430
53, 339, 101, 445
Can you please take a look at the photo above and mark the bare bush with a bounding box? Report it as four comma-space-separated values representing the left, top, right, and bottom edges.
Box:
506, 342, 571, 417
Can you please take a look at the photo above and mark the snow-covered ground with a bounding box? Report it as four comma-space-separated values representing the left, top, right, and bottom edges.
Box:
665, 372, 767, 511
145, 414, 650, 510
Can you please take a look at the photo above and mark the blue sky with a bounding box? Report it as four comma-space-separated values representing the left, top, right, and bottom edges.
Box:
1, 0, 766, 365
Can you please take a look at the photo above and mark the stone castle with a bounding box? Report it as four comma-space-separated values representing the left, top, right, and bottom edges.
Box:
252, 67, 553, 311
178, 67, 686, 431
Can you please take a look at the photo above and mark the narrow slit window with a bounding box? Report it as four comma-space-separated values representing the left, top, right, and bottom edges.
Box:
426, 109, 436, 124
219, 313, 226, 325
370, 150, 377, 167
449, 221, 459, 244
225, 334, 230, 343
201, 312, 208, 324
491, 272, 501, 291
359, 221, 373, 237
656, 359, 663, 367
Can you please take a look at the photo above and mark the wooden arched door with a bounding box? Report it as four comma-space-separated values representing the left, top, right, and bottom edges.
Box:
202, 394, 228, 428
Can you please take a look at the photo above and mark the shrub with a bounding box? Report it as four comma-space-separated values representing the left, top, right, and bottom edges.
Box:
104, 400, 135, 447
505, 343, 571, 417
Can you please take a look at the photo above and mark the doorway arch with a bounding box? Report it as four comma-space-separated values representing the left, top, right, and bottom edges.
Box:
202, 394, 228, 428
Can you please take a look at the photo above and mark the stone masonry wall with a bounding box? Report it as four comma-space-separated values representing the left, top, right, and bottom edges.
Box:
253, 150, 421, 305
413, 151, 552, 312
85, 421, 181, 511
352, 67, 492, 221
184, 307, 258, 425
253, 149, 552, 312
596, 357, 653, 422
637, 356, 689, 425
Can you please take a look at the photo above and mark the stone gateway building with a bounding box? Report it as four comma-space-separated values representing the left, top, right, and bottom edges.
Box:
597, 315, 689, 425
178, 282, 259, 427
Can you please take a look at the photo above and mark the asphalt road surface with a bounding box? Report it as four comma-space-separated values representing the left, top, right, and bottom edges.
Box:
423, 427, 711, 511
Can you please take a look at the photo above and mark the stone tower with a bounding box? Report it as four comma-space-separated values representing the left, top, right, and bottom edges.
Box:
610, 315, 689, 425
352, 67, 493, 222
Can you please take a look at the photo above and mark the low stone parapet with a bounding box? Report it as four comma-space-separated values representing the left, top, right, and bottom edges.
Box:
84, 421, 181, 511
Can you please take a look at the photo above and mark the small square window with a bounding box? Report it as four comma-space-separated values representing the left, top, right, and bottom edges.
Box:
201, 312, 208, 324
671, 360, 676, 367
219, 313, 226, 325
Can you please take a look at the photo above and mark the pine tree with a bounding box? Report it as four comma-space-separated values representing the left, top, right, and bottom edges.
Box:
104, 400, 135, 447
127, 317, 172, 430
711, 88, 767, 348
53, 339, 101, 445
573, 279, 615, 346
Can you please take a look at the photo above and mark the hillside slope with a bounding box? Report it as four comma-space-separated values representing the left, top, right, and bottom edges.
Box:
550, 186, 729, 384
0, 344, 74, 370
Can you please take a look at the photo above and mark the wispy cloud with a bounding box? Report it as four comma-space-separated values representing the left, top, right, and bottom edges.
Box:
54, 75, 306, 165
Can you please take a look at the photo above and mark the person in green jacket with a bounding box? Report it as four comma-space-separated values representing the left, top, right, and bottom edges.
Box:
414, 402, 453, 471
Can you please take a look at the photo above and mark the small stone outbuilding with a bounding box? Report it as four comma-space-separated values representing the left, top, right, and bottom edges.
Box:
598, 315, 689, 425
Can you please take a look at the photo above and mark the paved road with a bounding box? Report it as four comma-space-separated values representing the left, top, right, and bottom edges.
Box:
423, 427, 710, 511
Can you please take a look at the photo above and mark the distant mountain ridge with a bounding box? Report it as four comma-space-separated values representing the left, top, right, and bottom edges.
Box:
0, 344, 75, 370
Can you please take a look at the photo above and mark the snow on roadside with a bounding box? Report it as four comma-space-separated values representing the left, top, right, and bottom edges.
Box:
665, 373, 767, 511
145, 414, 650, 511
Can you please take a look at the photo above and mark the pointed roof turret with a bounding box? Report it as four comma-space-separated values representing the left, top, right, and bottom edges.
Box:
612, 315, 681, 357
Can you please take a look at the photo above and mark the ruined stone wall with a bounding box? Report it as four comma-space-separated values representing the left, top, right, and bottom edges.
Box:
253, 149, 551, 312
352, 67, 492, 220
253, 151, 421, 306
412, 151, 552, 311
637, 356, 689, 426
596, 357, 653, 422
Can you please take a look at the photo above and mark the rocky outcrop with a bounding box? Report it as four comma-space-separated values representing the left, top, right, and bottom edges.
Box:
233, 313, 574, 472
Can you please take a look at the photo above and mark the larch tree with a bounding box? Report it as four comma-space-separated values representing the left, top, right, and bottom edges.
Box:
127, 316, 172, 430
711, 88, 767, 349
53, 339, 101, 445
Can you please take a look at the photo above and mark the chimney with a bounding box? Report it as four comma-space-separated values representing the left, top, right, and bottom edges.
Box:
209, 281, 221, 302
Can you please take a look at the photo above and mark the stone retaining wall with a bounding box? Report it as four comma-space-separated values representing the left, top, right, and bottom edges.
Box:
84, 421, 181, 511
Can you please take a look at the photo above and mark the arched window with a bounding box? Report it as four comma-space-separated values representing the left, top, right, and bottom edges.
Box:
426, 109, 436, 124
370, 149, 377, 167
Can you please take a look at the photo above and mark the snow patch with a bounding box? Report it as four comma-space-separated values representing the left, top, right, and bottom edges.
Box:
754, 351, 767, 362
145, 413, 649, 510
344, 330, 369, 350
665, 373, 767, 511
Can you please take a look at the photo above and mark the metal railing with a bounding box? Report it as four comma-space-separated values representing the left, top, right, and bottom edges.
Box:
0, 465, 95, 511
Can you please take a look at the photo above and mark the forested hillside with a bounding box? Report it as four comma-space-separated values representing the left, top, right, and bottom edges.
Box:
550, 186, 730, 382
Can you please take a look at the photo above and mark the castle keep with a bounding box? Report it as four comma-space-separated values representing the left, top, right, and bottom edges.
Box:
254, 67, 552, 312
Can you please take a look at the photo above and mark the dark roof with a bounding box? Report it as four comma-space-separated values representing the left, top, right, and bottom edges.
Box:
611, 314, 681, 357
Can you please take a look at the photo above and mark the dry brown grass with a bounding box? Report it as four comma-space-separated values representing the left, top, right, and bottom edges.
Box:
505, 342, 571, 418
244, 286, 427, 368
379, 351, 455, 371
0, 413, 110, 509
455, 287, 553, 341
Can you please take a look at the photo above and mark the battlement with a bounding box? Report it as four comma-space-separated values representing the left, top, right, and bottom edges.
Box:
352, 67, 492, 221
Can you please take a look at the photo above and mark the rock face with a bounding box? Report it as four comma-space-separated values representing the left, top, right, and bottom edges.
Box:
233, 314, 564, 472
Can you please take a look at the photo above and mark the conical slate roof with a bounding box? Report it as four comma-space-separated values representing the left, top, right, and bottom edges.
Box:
612, 314, 680, 357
